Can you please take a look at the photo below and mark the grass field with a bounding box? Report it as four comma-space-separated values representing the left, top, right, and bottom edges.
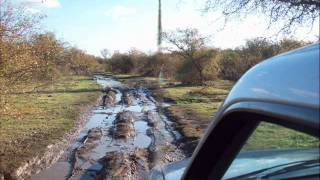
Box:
0, 76, 101, 175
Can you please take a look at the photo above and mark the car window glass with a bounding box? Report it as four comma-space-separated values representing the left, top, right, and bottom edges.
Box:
244, 122, 319, 151
223, 122, 320, 179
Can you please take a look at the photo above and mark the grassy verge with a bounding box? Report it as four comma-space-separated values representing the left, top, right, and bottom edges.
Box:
162, 82, 233, 149
0, 76, 101, 175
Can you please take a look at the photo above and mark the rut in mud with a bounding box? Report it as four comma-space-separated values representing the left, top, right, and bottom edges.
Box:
31, 75, 185, 180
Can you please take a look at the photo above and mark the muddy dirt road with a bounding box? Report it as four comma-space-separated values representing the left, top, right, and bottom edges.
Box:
31, 75, 185, 180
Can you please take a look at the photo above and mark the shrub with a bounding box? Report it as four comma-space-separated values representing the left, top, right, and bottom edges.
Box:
110, 53, 134, 74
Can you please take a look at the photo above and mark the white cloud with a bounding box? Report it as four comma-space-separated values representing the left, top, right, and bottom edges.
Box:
21, 0, 60, 8
104, 5, 137, 19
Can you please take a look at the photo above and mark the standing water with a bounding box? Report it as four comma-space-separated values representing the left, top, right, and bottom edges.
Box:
31, 75, 184, 180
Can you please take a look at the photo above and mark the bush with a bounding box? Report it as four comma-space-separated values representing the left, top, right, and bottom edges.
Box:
175, 48, 220, 85
105, 37, 308, 83
110, 53, 134, 74
218, 50, 244, 81
142, 53, 178, 78
218, 38, 308, 81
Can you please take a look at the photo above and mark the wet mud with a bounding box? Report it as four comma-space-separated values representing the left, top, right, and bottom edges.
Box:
30, 75, 185, 180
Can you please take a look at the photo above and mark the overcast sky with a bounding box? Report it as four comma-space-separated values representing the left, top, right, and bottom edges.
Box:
16, 0, 319, 56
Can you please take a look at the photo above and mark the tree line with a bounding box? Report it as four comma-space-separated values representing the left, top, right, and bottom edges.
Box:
0, 1, 104, 88
0, 1, 104, 114
105, 28, 310, 85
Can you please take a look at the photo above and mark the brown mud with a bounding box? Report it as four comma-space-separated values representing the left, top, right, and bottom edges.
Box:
29, 75, 186, 180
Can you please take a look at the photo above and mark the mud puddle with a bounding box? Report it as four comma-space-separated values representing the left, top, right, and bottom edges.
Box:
31, 75, 185, 180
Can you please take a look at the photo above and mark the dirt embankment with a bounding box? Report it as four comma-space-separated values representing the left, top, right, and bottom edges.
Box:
161, 108, 202, 155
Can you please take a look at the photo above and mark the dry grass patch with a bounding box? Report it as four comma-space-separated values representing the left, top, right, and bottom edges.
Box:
0, 76, 101, 175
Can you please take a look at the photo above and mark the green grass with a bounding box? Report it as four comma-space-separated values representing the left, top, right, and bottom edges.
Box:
165, 86, 229, 104
171, 102, 221, 119
32, 76, 98, 92
0, 76, 101, 174
162, 81, 233, 141
244, 122, 319, 150
164, 82, 232, 119
168, 103, 220, 139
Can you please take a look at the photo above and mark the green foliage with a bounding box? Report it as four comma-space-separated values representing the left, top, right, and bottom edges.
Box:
176, 58, 198, 84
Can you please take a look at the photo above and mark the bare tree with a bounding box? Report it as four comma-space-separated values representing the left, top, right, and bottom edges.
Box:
163, 28, 213, 85
101, 48, 110, 60
0, 0, 43, 41
204, 0, 319, 34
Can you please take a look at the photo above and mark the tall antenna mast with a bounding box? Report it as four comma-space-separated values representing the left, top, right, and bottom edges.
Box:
157, 0, 162, 52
